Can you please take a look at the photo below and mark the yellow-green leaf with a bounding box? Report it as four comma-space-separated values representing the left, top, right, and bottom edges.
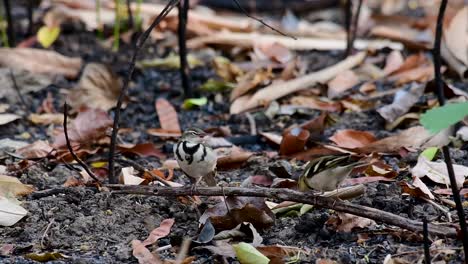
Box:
420, 147, 438, 161
37, 26, 60, 48
183, 97, 208, 110
233, 242, 269, 264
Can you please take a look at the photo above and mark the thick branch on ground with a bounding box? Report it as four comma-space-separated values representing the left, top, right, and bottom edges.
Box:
106, 185, 457, 237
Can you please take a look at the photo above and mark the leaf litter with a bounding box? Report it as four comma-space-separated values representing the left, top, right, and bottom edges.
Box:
1, 1, 467, 263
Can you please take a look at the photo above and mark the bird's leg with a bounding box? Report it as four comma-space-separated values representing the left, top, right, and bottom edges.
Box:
189, 177, 203, 196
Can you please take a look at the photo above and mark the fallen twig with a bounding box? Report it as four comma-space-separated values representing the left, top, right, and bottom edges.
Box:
63, 103, 100, 183
106, 185, 458, 237
2, 0, 14, 47
108, 0, 180, 183
423, 217, 431, 264
432, 0, 468, 258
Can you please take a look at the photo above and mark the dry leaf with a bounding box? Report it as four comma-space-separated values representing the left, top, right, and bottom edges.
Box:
0, 114, 20, 125
0, 48, 82, 78
327, 70, 359, 99
230, 52, 366, 114
0, 175, 34, 197
155, 98, 181, 134
230, 68, 273, 101
383, 50, 404, 75
0, 197, 28, 227
326, 212, 376, 232
142, 218, 175, 246
343, 176, 394, 185
119, 167, 145, 185
200, 196, 275, 230
53, 108, 113, 149
289, 96, 342, 112
259, 132, 282, 145
29, 113, 64, 125
377, 83, 424, 123
444, 7, 467, 66
400, 176, 435, 200
16, 140, 54, 159
411, 156, 468, 188
370, 25, 432, 50
216, 146, 253, 168
329, 129, 376, 149
279, 127, 310, 155
253, 41, 293, 64
67, 63, 121, 111
131, 240, 162, 264
118, 143, 166, 159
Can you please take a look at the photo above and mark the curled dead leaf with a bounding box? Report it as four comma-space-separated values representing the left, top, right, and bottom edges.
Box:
67, 63, 122, 111
329, 129, 376, 149
327, 70, 359, 99
326, 212, 376, 233
280, 127, 310, 155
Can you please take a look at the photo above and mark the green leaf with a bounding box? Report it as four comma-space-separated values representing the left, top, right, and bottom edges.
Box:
420, 147, 438, 161
233, 242, 270, 264
137, 54, 202, 69
300, 204, 314, 215
420, 102, 468, 133
37, 26, 60, 48
183, 97, 208, 110
199, 79, 235, 92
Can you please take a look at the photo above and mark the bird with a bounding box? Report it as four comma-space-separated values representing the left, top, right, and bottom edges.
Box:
298, 154, 367, 192
174, 128, 217, 190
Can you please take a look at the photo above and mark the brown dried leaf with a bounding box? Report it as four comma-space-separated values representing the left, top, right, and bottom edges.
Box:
132, 240, 162, 264
400, 176, 434, 200
0, 48, 82, 78
200, 196, 275, 231
253, 42, 293, 64
383, 50, 404, 75
257, 245, 308, 263
326, 212, 376, 233
370, 25, 432, 50
216, 146, 253, 169
289, 96, 342, 112
329, 129, 376, 149
280, 127, 310, 155
142, 218, 175, 246
118, 143, 166, 159
67, 63, 121, 111
230, 68, 273, 101
53, 108, 112, 149
364, 162, 398, 178
327, 70, 359, 99
16, 140, 54, 159
155, 98, 181, 134
343, 176, 395, 185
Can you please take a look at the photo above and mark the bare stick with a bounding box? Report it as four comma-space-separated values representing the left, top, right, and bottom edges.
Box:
106, 185, 458, 237
63, 103, 100, 183
178, 0, 192, 97
9, 69, 29, 113
432, 0, 468, 258
126, 0, 134, 30
2, 0, 14, 46
423, 217, 431, 264
230, 0, 295, 39
349, 0, 362, 55
344, 0, 352, 57
108, 0, 180, 183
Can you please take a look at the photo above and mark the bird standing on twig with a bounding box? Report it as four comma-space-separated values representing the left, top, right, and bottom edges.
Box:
174, 128, 217, 190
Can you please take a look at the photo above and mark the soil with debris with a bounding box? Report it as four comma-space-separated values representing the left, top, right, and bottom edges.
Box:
1, 1, 467, 264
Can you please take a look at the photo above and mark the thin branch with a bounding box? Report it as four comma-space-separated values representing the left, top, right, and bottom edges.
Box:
9, 69, 29, 114
178, 0, 192, 97
344, 0, 352, 57
63, 103, 100, 183
126, 0, 134, 30
432, 0, 468, 258
2, 0, 14, 47
423, 217, 431, 264
26, 0, 34, 36
106, 185, 458, 237
349, 0, 362, 55
230, 0, 296, 40
108, 0, 180, 183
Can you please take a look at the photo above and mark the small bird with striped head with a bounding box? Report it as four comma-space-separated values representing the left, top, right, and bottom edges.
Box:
174, 128, 217, 189
298, 154, 368, 192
